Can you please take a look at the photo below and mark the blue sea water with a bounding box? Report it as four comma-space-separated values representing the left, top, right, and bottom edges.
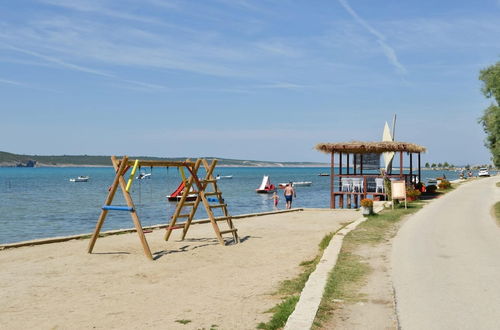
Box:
0, 167, 460, 244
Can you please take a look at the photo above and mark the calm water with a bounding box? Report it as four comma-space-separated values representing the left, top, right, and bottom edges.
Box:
0, 167, 460, 244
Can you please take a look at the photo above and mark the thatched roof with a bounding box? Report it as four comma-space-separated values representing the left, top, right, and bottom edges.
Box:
315, 141, 426, 154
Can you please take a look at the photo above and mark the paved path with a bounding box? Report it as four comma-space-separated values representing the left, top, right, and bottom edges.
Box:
392, 177, 500, 329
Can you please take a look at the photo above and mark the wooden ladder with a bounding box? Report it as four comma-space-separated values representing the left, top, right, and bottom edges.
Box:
164, 159, 239, 245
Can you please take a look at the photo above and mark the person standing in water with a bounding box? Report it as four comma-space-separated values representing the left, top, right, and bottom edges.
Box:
283, 182, 296, 209
271, 192, 279, 209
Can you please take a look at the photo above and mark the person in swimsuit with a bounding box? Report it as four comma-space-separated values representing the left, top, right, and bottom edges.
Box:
283, 182, 296, 209
271, 192, 279, 209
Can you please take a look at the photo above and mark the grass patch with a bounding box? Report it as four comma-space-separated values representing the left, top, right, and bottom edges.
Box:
493, 202, 500, 226
257, 224, 350, 330
257, 296, 300, 330
175, 319, 192, 325
312, 202, 425, 328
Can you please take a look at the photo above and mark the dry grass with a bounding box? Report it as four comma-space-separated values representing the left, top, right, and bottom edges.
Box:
315, 141, 426, 154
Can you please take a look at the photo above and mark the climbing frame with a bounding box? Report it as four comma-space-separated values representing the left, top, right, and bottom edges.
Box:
87, 156, 239, 260
164, 158, 239, 244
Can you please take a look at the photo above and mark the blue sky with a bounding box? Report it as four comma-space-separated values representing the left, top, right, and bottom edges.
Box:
1, 0, 499, 165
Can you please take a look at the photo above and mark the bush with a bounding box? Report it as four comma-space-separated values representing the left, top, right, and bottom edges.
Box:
438, 179, 451, 190
426, 185, 437, 193
360, 198, 373, 207
406, 188, 421, 199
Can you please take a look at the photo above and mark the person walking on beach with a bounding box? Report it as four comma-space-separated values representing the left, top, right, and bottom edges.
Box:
283, 182, 296, 209
271, 192, 279, 209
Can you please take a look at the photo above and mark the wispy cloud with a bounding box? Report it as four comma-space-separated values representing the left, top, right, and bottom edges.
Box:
1, 43, 114, 77
337, 0, 406, 74
0, 78, 24, 86
254, 82, 307, 90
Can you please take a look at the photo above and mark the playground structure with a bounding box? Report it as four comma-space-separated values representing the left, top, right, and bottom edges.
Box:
87, 156, 239, 260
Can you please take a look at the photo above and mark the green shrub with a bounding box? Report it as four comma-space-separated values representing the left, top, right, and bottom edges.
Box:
438, 179, 451, 190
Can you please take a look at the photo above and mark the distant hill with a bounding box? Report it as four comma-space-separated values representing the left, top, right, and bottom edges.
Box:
0, 151, 327, 167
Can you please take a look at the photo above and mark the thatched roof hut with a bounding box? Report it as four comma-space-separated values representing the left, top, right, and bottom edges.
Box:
315, 140, 427, 209
315, 141, 426, 155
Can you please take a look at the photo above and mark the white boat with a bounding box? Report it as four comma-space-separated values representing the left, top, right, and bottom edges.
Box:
136, 172, 151, 180
70, 176, 89, 182
278, 181, 312, 188
216, 175, 233, 180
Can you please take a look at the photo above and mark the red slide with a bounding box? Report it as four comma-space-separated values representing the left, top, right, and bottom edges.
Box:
170, 181, 185, 198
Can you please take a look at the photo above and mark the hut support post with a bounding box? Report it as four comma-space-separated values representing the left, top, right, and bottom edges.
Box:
330, 152, 335, 208
410, 153, 413, 183
339, 152, 343, 208
400, 151, 403, 178
418, 152, 421, 184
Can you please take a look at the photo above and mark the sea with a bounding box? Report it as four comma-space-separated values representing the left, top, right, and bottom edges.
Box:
0, 167, 463, 244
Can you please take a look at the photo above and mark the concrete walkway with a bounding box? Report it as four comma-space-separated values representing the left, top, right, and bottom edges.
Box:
392, 177, 500, 329
285, 203, 386, 330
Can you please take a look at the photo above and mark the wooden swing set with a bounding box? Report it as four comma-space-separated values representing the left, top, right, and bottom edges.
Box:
87, 155, 239, 260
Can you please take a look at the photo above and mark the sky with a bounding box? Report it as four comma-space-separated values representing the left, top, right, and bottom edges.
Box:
1, 0, 500, 165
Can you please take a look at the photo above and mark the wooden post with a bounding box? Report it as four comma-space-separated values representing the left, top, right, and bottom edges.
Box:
418, 153, 421, 184
400, 151, 403, 178
353, 154, 357, 175
409, 153, 413, 183
339, 152, 343, 208
115, 161, 153, 260
346, 153, 350, 175
88, 156, 128, 254
330, 152, 335, 208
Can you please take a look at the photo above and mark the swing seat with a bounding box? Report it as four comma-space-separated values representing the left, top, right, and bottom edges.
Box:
102, 205, 134, 212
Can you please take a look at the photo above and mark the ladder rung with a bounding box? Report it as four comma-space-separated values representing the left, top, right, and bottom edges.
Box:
167, 225, 185, 230
183, 202, 196, 207
177, 213, 191, 218
210, 203, 227, 208
213, 216, 231, 222
205, 192, 221, 196
201, 179, 217, 183
220, 229, 238, 235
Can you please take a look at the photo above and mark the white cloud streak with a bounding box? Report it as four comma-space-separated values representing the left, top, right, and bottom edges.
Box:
0, 78, 24, 86
337, 0, 406, 74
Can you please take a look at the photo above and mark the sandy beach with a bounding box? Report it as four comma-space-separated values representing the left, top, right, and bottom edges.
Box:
0, 209, 357, 329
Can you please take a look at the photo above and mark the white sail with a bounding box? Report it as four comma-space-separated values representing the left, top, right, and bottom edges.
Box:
382, 121, 394, 173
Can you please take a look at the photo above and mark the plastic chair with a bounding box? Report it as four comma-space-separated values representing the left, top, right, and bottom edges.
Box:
375, 178, 385, 193
352, 178, 363, 192
341, 177, 352, 191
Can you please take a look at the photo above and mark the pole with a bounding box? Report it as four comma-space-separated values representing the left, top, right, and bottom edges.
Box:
330, 152, 335, 208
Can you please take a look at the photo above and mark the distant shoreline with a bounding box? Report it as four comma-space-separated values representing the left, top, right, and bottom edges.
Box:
0, 163, 331, 168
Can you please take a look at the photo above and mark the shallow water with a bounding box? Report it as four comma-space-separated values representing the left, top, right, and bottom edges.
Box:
0, 167, 460, 244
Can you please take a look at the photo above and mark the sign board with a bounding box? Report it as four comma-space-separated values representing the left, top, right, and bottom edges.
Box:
391, 180, 406, 199
355, 153, 380, 170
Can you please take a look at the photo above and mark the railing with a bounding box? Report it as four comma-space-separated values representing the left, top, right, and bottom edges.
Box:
331, 174, 418, 208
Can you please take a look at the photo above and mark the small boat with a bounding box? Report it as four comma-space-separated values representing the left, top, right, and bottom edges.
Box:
318, 173, 330, 176
216, 175, 233, 180
167, 194, 197, 202
278, 181, 312, 188
166, 181, 197, 202
256, 175, 276, 193
69, 176, 89, 182
427, 178, 437, 185
136, 172, 151, 180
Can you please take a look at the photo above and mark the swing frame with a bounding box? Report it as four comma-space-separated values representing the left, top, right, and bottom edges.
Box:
87, 155, 238, 260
